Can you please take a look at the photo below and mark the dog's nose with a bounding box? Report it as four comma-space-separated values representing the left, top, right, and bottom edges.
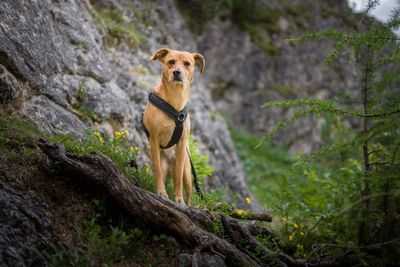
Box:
173, 69, 181, 76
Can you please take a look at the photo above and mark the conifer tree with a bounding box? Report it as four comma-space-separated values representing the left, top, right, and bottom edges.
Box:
261, 0, 400, 263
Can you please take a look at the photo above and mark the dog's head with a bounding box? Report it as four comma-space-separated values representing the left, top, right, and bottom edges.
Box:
149, 48, 205, 85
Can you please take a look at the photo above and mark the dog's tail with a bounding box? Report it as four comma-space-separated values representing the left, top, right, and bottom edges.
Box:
187, 148, 204, 199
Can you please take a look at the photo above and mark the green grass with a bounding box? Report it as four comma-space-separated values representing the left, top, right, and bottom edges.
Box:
88, 4, 145, 46
50, 129, 156, 192
0, 116, 44, 185
0, 116, 41, 158
230, 128, 295, 207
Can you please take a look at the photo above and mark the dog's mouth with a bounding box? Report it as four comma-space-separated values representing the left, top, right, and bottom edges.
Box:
173, 77, 183, 82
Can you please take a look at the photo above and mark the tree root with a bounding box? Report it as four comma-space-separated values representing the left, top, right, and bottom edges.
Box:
37, 139, 342, 267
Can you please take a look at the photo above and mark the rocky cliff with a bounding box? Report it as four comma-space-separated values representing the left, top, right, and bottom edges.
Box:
193, 0, 361, 154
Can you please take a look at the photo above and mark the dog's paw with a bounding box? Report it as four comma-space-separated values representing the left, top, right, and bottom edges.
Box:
175, 197, 185, 205
157, 191, 169, 198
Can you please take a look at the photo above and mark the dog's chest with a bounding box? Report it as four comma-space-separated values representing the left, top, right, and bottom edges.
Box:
153, 111, 176, 144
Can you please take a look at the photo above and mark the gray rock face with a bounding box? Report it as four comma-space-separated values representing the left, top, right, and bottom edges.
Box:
0, 65, 21, 104
198, 0, 360, 154
0, 0, 254, 204
0, 180, 53, 267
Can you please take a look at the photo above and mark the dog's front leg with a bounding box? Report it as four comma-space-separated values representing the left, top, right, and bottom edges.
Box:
150, 138, 168, 198
174, 141, 185, 204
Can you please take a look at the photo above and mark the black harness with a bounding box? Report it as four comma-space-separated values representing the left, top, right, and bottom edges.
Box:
142, 93, 204, 199
142, 93, 189, 149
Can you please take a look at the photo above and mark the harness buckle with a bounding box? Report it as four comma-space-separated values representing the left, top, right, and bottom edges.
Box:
177, 113, 186, 122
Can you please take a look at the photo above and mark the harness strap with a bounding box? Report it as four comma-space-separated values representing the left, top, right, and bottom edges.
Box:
143, 93, 189, 149
148, 93, 189, 124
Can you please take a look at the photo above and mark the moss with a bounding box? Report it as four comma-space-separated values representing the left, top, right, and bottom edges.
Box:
132, 64, 150, 75
70, 79, 99, 123
231, 0, 281, 56
87, 4, 146, 47
321, 6, 359, 30
175, 0, 232, 34
232, 0, 280, 28
82, 40, 89, 51
0, 116, 43, 185
281, 1, 315, 28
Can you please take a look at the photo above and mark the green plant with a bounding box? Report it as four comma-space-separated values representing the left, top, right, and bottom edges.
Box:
50, 129, 156, 191
231, 0, 280, 55
0, 116, 41, 159
259, 1, 400, 264
175, 0, 232, 34
88, 4, 145, 46
230, 128, 294, 207
45, 219, 143, 266
70, 79, 99, 122
189, 136, 214, 182
0, 116, 43, 185
321, 6, 359, 30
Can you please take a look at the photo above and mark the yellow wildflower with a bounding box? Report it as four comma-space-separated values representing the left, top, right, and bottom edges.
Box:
115, 131, 121, 137
297, 244, 303, 251
135, 146, 139, 152
125, 130, 129, 135
145, 166, 150, 173
235, 209, 245, 216
289, 235, 293, 241
245, 197, 251, 204
300, 231, 304, 236
93, 131, 100, 137
130, 146, 134, 152
99, 137, 104, 144
282, 217, 288, 222
293, 223, 299, 229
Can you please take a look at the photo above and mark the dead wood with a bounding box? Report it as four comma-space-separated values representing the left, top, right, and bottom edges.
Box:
230, 211, 272, 222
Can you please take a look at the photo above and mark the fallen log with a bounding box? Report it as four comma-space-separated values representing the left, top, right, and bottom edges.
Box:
230, 210, 272, 222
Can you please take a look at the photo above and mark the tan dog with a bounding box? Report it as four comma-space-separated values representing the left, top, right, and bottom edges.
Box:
143, 48, 205, 206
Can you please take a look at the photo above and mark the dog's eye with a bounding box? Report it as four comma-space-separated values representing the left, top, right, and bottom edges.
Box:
184, 61, 191, 67
168, 60, 175, 65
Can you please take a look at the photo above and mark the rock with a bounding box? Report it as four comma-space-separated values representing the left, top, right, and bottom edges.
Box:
0, 181, 54, 267
0, 65, 21, 104
21, 96, 86, 137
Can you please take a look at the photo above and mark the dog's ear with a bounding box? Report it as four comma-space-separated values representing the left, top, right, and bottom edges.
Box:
193, 53, 205, 74
149, 48, 170, 62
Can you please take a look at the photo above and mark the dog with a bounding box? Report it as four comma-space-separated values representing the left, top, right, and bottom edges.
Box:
143, 48, 205, 206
